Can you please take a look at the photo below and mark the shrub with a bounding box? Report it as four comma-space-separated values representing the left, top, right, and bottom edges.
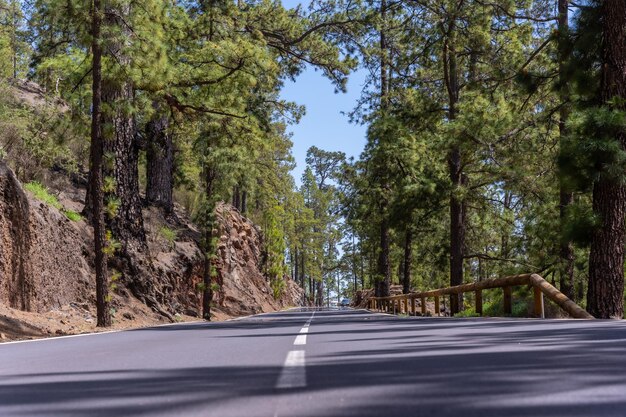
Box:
159, 226, 178, 249
454, 308, 481, 318
271, 277, 286, 299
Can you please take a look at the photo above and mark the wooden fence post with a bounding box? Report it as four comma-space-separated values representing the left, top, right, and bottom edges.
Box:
475, 290, 483, 316
421, 295, 426, 315
434, 296, 440, 317
411, 296, 416, 315
534, 286, 545, 318
503, 286, 512, 315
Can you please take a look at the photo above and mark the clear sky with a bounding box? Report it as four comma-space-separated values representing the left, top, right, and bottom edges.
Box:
280, 67, 367, 185
279, 1, 367, 186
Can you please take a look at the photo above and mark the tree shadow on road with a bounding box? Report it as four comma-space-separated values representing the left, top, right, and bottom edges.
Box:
2, 311, 626, 417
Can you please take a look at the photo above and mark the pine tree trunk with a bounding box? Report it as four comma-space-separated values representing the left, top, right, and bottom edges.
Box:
587, 0, 626, 319
559, 190, 575, 298
316, 279, 323, 307
232, 185, 240, 210
90, 0, 110, 327
202, 167, 217, 321
353, 234, 358, 294
102, 83, 146, 251
558, 0, 575, 300
403, 229, 412, 294
360, 252, 365, 289
300, 252, 307, 305
294, 248, 298, 285
241, 190, 247, 214
449, 147, 465, 313
100, 6, 146, 253
377, 0, 391, 298
378, 215, 391, 297
445, 29, 464, 314
146, 112, 174, 214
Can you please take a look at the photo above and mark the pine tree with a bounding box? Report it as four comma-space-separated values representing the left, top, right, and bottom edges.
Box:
89, 0, 110, 327
586, 0, 626, 319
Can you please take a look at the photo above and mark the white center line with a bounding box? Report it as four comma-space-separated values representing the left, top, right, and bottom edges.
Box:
275, 350, 306, 389
293, 311, 315, 345
293, 333, 307, 345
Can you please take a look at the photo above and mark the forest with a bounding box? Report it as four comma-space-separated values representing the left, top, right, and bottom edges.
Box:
0, 0, 624, 325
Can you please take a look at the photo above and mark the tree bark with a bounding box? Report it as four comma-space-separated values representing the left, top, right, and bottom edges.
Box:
300, 251, 307, 305
241, 190, 247, 214
294, 248, 298, 285
559, 190, 575, 297
316, 279, 323, 307
146, 112, 174, 214
376, 0, 391, 298
558, 0, 575, 300
85, 6, 146, 254
89, 0, 111, 327
403, 229, 412, 294
232, 185, 240, 210
587, 0, 626, 319
449, 147, 465, 313
353, 234, 358, 294
445, 27, 465, 314
378, 215, 391, 297
202, 167, 217, 321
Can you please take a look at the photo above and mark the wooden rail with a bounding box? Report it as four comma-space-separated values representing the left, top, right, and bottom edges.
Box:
367, 273, 593, 319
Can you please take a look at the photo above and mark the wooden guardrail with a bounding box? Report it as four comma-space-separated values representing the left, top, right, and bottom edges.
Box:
367, 273, 593, 319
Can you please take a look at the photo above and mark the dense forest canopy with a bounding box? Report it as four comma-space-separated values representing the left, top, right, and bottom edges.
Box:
0, 0, 624, 323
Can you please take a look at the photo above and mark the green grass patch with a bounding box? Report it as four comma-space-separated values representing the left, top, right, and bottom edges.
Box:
24, 181, 62, 210
24, 181, 82, 222
63, 210, 82, 222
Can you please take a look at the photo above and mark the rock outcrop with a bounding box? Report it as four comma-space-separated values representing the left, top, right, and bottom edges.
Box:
0, 162, 93, 313
213, 202, 303, 316
0, 162, 303, 338
142, 202, 303, 318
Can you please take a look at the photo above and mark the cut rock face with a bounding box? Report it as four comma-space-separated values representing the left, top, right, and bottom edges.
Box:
0, 161, 303, 321
0, 162, 93, 313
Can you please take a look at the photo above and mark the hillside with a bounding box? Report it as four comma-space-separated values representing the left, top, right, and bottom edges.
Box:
0, 161, 303, 342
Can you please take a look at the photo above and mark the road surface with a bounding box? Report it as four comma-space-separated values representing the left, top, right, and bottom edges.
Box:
1, 308, 626, 416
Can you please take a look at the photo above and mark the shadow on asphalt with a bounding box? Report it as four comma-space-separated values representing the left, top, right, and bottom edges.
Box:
1, 309, 626, 416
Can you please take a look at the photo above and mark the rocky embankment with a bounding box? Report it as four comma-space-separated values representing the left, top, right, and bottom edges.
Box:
0, 162, 303, 341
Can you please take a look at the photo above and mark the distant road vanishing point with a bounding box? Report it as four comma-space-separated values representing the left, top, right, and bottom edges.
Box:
1, 308, 626, 416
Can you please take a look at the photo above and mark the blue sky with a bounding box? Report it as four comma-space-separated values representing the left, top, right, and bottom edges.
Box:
279, 1, 367, 186
280, 67, 367, 185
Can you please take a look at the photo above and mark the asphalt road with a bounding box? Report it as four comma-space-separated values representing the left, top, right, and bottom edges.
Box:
1, 308, 626, 417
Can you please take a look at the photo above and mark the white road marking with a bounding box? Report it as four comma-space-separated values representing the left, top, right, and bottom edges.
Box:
293, 334, 307, 345
293, 311, 315, 345
276, 350, 306, 389
304, 310, 315, 327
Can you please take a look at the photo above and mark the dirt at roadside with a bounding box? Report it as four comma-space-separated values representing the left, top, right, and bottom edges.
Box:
0, 295, 199, 342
